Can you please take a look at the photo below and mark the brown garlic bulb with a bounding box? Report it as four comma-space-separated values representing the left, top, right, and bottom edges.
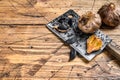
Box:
98, 3, 120, 28
78, 11, 101, 34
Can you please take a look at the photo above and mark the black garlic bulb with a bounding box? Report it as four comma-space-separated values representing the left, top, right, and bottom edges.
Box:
98, 3, 120, 28
78, 11, 101, 33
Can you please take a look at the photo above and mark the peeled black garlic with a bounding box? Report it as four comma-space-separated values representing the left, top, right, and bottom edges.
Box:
54, 23, 70, 33
78, 11, 101, 33
98, 3, 120, 28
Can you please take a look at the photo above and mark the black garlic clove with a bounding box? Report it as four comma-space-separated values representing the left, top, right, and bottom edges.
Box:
66, 37, 76, 44
58, 22, 69, 30
69, 48, 77, 61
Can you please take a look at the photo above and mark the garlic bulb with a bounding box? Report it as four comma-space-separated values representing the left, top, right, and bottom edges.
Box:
98, 3, 120, 28
78, 11, 101, 33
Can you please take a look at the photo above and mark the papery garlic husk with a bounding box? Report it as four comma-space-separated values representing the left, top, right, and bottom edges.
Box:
98, 3, 120, 28
78, 11, 101, 34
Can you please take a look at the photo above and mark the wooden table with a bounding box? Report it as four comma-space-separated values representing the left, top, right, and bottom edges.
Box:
0, 0, 120, 80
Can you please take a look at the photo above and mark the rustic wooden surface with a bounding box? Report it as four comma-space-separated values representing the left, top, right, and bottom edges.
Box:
0, 0, 120, 80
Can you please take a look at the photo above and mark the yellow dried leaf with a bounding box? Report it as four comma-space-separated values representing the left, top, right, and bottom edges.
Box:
87, 35, 102, 54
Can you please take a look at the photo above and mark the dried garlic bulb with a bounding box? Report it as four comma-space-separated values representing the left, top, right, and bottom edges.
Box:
87, 35, 102, 54
78, 11, 101, 33
98, 3, 120, 28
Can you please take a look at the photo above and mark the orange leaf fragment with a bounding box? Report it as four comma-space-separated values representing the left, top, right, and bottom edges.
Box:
87, 35, 102, 54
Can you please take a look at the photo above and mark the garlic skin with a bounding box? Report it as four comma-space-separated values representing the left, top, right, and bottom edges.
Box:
98, 3, 120, 28
78, 11, 101, 34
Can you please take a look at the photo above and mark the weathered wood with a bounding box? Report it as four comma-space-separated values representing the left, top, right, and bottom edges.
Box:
0, 0, 119, 24
106, 41, 120, 61
0, 24, 120, 79
0, 0, 120, 80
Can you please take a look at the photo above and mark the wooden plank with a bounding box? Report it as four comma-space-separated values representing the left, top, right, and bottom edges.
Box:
0, 25, 119, 42
0, 0, 119, 24
0, 0, 120, 79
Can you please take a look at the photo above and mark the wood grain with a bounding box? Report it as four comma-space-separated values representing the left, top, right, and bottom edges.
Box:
0, 0, 120, 80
